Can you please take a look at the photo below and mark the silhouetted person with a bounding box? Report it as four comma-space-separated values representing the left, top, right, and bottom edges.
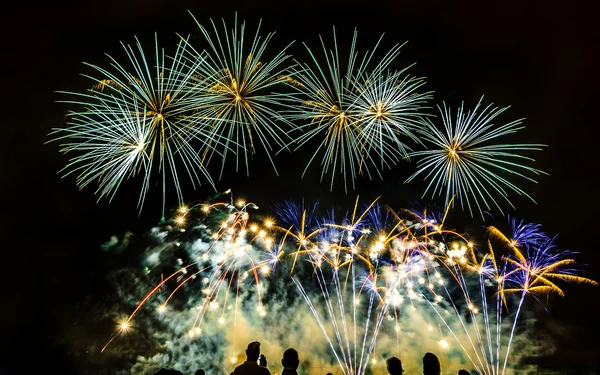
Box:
195, 369, 206, 375
326, 373, 333, 375
422, 352, 441, 375
233, 341, 271, 375
458, 370, 470, 375
281, 348, 300, 375
386, 357, 404, 375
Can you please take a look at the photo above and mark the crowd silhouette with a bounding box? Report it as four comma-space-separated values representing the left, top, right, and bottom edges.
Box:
153, 341, 472, 375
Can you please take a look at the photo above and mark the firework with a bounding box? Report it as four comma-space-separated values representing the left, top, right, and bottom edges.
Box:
286, 28, 432, 191
347, 69, 432, 169
279, 199, 393, 375
100, 196, 595, 375
493, 226, 597, 374
49, 35, 218, 213
415, 216, 599, 375
276, 199, 596, 375
274, 198, 459, 375
101, 191, 280, 352
405, 96, 547, 219
182, 12, 297, 177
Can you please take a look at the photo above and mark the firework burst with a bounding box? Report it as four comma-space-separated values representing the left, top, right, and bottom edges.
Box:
279, 198, 393, 375
183, 12, 297, 177
49, 35, 218, 213
347, 68, 432, 170
406, 96, 547, 219
286, 28, 432, 191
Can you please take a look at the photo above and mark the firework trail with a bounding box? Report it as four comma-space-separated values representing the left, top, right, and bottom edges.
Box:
275, 200, 596, 375
277, 198, 397, 375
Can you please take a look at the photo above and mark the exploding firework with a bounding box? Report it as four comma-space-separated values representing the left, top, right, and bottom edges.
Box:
275, 199, 469, 375
49, 13, 298, 214
51, 23, 548, 220
268, 199, 598, 375
182, 12, 297, 177
285, 28, 432, 192
405, 97, 547, 219
49, 35, 219, 213
489, 223, 597, 374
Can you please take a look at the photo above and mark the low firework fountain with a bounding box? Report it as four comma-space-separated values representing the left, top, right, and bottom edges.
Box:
98, 192, 596, 374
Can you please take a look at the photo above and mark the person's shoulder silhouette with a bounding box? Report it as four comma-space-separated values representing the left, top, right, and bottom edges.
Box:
233, 341, 270, 375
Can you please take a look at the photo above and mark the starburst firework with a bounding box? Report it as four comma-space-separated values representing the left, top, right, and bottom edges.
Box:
286, 28, 432, 191
49, 35, 218, 213
406, 96, 547, 219
183, 12, 297, 177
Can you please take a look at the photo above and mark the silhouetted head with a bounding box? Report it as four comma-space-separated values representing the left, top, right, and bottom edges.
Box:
282, 348, 300, 369
326, 373, 333, 375
458, 370, 470, 375
195, 370, 206, 375
422, 352, 441, 375
246, 341, 261, 361
386, 356, 404, 375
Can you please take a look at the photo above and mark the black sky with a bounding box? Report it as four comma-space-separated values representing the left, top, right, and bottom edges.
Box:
3, 1, 600, 373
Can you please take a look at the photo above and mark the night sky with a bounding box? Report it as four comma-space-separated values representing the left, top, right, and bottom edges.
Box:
3, 1, 599, 373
